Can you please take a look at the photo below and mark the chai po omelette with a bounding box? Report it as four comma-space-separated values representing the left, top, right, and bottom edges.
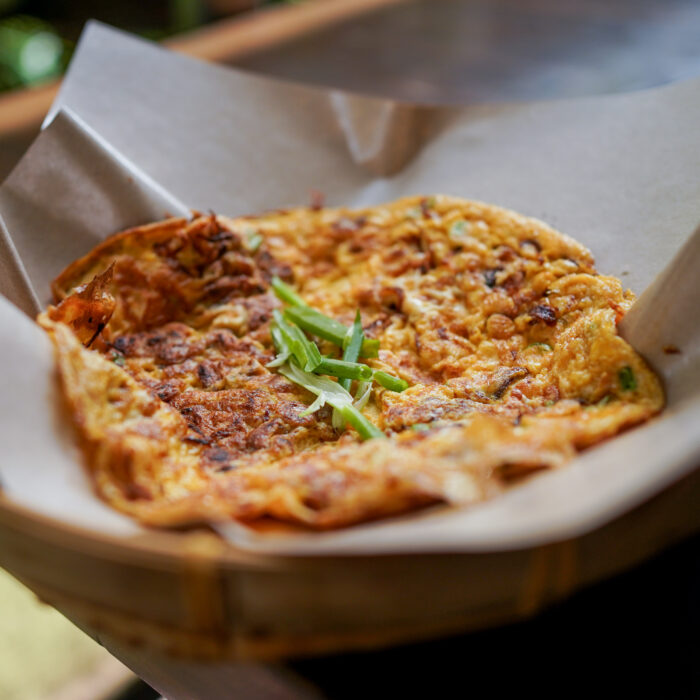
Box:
38, 196, 664, 529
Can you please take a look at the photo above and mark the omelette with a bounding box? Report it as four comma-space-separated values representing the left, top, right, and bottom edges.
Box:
38, 196, 664, 529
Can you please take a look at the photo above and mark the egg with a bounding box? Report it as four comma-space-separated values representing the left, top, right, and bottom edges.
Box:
38, 196, 663, 528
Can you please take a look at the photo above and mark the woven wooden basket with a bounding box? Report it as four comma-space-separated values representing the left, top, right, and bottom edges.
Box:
1, 463, 698, 662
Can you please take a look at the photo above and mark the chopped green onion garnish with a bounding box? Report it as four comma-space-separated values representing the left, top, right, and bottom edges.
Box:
111, 352, 125, 367
272, 310, 302, 360
333, 324, 369, 427
300, 393, 326, 416
297, 328, 322, 371
265, 326, 292, 367
283, 304, 346, 343
339, 310, 364, 392
266, 354, 290, 368
331, 406, 346, 432
278, 362, 383, 441
272, 309, 321, 371
272, 277, 379, 357
267, 325, 293, 366
268, 281, 408, 439
353, 381, 372, 411
618, 366, 637, 391
270, 276, 308, 307
337, 404, 384, 440
279, 362, 352, 409
284, 305, 379, 358
316, 358, 373, 381
344, 310, 365, 358
246, 231, 263, 252
373, 370, 409, 393
270, 325, 287, 354
410, 423, 431, 432
449, 221, 467, 238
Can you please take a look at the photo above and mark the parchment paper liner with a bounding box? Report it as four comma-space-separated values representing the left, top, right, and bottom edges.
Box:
0, 22, 698, 556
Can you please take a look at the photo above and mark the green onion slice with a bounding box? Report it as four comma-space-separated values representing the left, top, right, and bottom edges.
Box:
333, 310, 366, 427
246, 231, 263, 253
316, 358, 373, 381
337, 404, 384, 440
111, 352, 126, 367
267, 325, 292, 367
278, 363, 383, 440
271, 277, 379, 357
272, 310, 321, 371
449, 221, 467, 238
618, 366, 637, 392
373, 370, 409, 393
339, 310, 365, 390
270, 276, 307, 307
283, 306, 379, 357
353, 381, 372, 411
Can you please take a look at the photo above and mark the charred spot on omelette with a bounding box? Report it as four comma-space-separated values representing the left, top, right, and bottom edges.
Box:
39, 196, 664, 528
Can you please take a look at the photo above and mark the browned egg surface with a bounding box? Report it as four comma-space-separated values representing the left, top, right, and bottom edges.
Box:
39, 196, 663, 528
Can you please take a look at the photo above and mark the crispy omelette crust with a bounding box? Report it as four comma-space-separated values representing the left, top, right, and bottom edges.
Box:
39, 196, 664, 528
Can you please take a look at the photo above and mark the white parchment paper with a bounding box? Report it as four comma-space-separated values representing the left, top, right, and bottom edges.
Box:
0, 22, 698, 554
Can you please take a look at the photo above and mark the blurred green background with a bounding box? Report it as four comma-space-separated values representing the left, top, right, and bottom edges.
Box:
0, 0, 295, 93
